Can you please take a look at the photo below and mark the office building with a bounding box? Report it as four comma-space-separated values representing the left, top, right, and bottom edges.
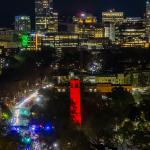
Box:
102, 10, 124, 24
146, 0, 150, 41
0, 28, 20, 48
75, 24, 104, 39
102, 10, 124, 42
35, 0, 58, 33
73, 12, 97, 25
104, 23, 116, 42
71, 13, 106, 47
42, 33, 80, 48
116, 19, 147, 48
72, 13, 97, 34
15, 16, 31, 33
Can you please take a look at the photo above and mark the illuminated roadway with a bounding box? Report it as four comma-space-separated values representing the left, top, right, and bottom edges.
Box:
8, 83, 56, 149
11, 83, 53, 127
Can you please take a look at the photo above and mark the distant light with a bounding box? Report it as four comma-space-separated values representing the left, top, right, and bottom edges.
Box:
45, 126, 50, 130
44, 123, 53, 131
36, 96, 41, 102
32, 127, 35, 131
2, 113, 9, 120
11, 126, 19, 132
29, 125, 38, 132
53, 143, 58, 148
5, 63, 9, 67
21, 137, 31, 144
81, 13, 86, 17
47, 83, 54, 88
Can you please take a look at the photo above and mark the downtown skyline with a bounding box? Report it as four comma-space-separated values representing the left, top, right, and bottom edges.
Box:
0, 0, 146, 26
0, 0, 150, 149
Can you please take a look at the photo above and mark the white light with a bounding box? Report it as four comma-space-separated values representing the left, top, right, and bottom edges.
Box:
47, 83, 54, 88
81, 13, 86, 17
53, 143, 58, 148
36, 96, 41, 102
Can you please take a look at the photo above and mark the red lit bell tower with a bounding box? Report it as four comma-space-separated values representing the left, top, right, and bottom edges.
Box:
70, 80, 82, 125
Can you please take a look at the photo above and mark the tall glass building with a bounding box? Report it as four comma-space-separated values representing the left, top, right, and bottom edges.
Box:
35, 0, 58, 33
15, 16, 31, 33
146, 0, 150, 41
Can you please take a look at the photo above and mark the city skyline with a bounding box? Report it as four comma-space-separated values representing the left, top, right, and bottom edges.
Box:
0, 0, 150, 149
0, 0, 146, 26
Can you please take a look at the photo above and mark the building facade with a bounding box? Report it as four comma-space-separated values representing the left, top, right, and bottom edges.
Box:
102, 10, 124, 42
35, 0, 58, 33
15, 16, 31, 33
102, 10, 124, 24
0, 28, 20, 48
146, 0, 150, 41
116, 18, 147, 48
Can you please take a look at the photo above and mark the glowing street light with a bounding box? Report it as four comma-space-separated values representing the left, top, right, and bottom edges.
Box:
36, 96, 42, 102
53, 142, 58, 148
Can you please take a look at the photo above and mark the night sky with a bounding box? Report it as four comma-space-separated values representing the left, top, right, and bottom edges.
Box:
0, 0, 146, 26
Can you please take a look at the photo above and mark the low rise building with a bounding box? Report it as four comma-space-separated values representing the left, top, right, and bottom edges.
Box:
85, 83, 132, 94
83, 73, 129, 85
0, 28, 20, 49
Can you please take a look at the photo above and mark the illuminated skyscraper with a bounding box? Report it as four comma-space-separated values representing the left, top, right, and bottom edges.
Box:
146, 0, 150, 41
35, 0, 58, 33
15, 16, 31, 33
102, 10, 124, 42
72, 13, 104, 39
102, 10, 124, 24
116, 20, 146, 48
